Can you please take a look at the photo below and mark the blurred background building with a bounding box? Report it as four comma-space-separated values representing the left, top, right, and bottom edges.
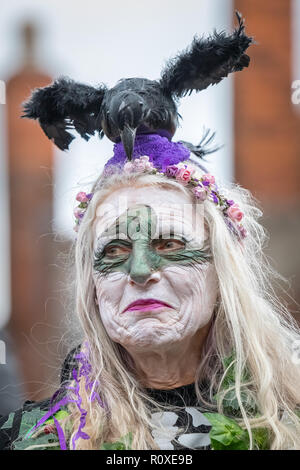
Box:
0, 0, 299, 415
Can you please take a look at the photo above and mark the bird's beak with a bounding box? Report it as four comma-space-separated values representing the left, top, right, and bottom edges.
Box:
120, 125, 137, 160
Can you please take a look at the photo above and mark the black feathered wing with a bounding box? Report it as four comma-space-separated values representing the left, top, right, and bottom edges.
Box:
21, 76, 107, 151
160, 11, 254, 99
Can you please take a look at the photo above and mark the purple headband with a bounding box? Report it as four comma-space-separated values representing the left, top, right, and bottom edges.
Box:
73, 133, 247, 239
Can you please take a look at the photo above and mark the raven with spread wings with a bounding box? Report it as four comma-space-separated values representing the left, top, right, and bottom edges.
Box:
21, 11, 253, 160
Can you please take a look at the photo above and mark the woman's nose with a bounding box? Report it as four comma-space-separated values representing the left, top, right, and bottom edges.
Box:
129, 269, 161, 287
128, 244, 161, 286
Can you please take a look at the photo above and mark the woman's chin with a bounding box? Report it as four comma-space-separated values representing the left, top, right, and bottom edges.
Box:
121, 325, 182, 350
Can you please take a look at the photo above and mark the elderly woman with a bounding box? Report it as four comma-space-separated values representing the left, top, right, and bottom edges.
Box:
1, 147, 300, 450
1, 12, 300, 451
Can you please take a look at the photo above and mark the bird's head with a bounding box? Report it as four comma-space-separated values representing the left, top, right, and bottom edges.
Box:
99, 77, 178, 159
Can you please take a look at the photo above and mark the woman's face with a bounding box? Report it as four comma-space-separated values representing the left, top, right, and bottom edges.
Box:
92, 185, 218, 352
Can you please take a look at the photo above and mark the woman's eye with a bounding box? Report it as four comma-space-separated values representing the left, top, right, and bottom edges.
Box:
104, 244, 131, 258
153, 239, 185, 253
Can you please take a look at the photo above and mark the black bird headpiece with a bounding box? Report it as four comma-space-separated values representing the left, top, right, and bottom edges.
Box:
21, 11, 253, 162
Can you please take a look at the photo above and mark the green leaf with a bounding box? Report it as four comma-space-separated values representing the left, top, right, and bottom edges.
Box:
252, 427, 270, 450
45, 409, 69, 425
214, 389, 258, 417
221, 354, 236, 387
215, 389, 240, 411
221, 352, 250, 388
6, 407, 68, 441
122, 431, 133, 449
1, 406, 69, 446
214, 352, 258, 417
100, 432, 133, 450
0, 412, 15, 429
100, 441, 126, 450
203, 412, 250, 450
13, 433, 59, 450
17, 408, 50, 437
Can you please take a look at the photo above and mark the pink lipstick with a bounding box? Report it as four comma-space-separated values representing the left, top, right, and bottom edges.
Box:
123, 298, 172, 313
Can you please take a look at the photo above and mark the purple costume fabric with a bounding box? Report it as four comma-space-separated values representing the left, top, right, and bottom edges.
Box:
104, 133, 190, 172
24, 343, 107, 449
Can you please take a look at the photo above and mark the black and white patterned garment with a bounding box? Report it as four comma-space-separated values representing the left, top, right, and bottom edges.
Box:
56, 348, 212, 450
146, 383, 212, 450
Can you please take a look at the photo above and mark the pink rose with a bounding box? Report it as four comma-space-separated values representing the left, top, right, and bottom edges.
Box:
139, 155, 148, 161
132, 161, 144, 172
165, 165, 179, 177
123, 161, 134, 173
202, 173, 215, 185
139, 156, 151, 165
76, 191, 89, 203
134, 162, 146, 172
175, 167, 194, 185
227, 203, 244, 222
133, 156, 154, 172
143, 161, 154, 171
193, 186, 207, 201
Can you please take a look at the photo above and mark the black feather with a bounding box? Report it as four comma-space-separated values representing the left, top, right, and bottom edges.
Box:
178, 128, 222, 160
21, 76, 107, 150
160, 11, 254, 98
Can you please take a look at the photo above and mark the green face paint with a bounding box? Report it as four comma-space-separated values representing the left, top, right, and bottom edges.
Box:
93, 204, 211, 282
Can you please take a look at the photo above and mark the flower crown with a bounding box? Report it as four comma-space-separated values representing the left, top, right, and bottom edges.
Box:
73, 156, 247, 239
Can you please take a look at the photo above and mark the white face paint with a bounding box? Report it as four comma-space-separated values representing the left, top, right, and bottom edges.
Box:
92, 186, 219, 356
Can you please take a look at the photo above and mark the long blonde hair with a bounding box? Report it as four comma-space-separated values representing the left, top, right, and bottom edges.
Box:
60, 164, 300, 450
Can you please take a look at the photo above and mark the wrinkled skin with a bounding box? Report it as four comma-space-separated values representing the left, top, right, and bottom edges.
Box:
92, 186, 219, 389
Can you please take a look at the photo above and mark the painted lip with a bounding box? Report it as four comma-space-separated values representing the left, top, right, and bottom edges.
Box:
123, 298, 173, 313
